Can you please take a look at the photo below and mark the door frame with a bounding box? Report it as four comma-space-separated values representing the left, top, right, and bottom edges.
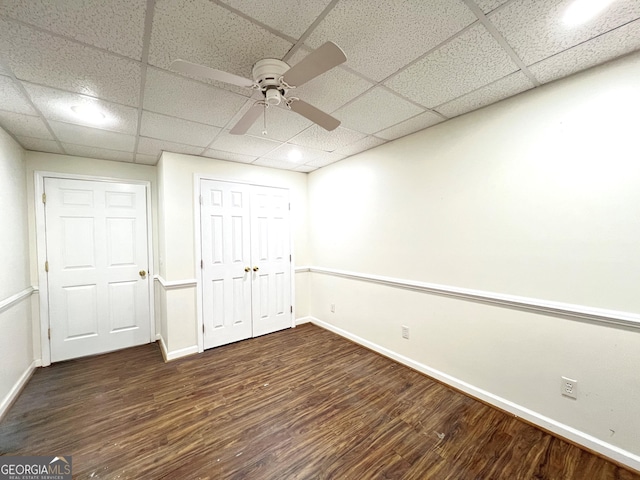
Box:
193, 174, 296, 353
34, 171, 155, 366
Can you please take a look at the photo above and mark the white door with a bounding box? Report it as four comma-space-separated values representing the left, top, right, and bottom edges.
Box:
251, 186, 292, 337
201, 181, 253, 349
200, 180, 292, 349
44, 178, 151, 362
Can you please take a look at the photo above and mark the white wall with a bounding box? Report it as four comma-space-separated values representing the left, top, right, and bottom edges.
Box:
307, 52, 640, 468
0, 127, 34, 418
25, 152, 158, 361
156, 152, 309, 354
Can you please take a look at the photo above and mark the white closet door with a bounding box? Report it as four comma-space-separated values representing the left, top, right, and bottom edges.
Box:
200, 180, 292, 349
251, 186, 292, 337
45, 178, 150, 362
201, 180, 252, 348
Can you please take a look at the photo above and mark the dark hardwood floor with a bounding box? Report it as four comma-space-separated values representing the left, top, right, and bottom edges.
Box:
1, 323, 637, 479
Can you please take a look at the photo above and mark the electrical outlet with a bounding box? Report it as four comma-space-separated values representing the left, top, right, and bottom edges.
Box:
561, 376, 578, 399
402, 325, 410, 340
330, 304, 335, 313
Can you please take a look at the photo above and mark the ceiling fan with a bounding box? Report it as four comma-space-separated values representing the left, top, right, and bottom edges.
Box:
170, 42, 347, 135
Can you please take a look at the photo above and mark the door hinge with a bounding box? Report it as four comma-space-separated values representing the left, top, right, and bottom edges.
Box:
48, 328, 51, 340
44, 260, 49, 272
201, 259, 204, 269
199, 195, 203, 205
42, 192, 46, 204
202, 324, 205, 333
290, 254, 292, 262
290, 305, 293, 313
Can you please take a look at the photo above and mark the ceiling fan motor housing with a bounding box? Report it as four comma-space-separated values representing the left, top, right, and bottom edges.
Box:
252, 59, 290, 105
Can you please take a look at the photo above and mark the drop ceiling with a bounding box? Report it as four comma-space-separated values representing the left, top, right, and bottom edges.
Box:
0, 0, 639, 172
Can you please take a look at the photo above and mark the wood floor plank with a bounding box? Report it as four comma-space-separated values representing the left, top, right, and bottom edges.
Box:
0, 324, 637, 479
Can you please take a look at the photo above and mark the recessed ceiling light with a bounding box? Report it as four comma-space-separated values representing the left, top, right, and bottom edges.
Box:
70, 104, 106, 123
288, 148, 302, 162
563, 0, 615, 27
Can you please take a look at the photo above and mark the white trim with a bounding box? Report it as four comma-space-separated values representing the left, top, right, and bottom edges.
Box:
34, 171, 156, 366
308, 266, 640, 330
0, 361, 37, 421
154, 275, 198, 290
294, 266, 310, 273
0, 287, 34, 314
295, 316, 312, 325
157, 333, 198, 362
308, 316, 640, 472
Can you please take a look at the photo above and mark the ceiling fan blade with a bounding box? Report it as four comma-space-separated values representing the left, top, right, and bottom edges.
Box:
282, 42, 347, 87
170, 59, 255, 88
230, 103, 264, 135
289, 99, 340, 131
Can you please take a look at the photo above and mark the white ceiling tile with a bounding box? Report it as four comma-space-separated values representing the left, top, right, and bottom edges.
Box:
303, 151, 348, 168
0, 64, 9, 75
220, 0, 332, 38
252, 157, 301, 170
305, 0, 476, 81
264, 143, 325, 163
202, 149, 257, 164
140, 111, 221, 147
490, 0, 640, 66
0, 111, 52, 139
386, 24, 519, 108
50, 121, 135, 152
284, 48, 374, 113
529, 18, 640, 84
375, 111, 445, 140
62, 144, 134, 163
149, 0, 292, 81
23, 83, 139, 134
333, 87, 423, 134
137, 136, 204, 157
0, 19, 142, 106
290, 125, 366, 152
335, 135, 386, 157
143, 68, 249, 127
135, 153, 159, 165
0, 76, 36, 115
245, 104, 313, 142
474, 0, 510, 13
15, 136, 63, 154
0, 0, 147, 60
435, 71, 535, 118
209, 130, 281, 156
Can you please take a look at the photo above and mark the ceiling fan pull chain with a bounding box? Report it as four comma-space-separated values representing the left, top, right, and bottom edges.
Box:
262, 103, 268, 136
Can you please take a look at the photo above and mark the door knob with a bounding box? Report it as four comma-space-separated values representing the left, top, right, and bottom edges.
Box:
244, 266, 250, 272
139, 270, 147, 278
253, 266, 259, 272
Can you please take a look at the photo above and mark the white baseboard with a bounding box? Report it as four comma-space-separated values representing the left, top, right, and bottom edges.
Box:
156, 334, 198, 362
295, 316, 313, 325
307, 316, 640, 473
0, 360, 37, 421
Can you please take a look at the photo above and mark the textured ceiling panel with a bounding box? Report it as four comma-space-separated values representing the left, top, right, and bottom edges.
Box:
24, 83, 139, 134
202, 148, 257, 164
473, 0, 511, 13
375, 111, 445, 140
244, 104, 313, 142
0, 19, 142, 106
149, 0, 292, 80
0, 0, 147, 60
137, 136, 203, 157
49, 121, 136, 152
335, 135, 386, 156
140, 111, 221, 147
220, 0, 332, 38
385, 24, 519, 108
305, 0, 476, 81
289, 125, 366, 152
0, 75, 36, 115
334, 87, 423, 134
0, 111, 53, 139
143, 68, 250, 127
490, 0, 640, 66
209, 130, 280, 157
264, 142, 326, 163
529, 18, 640, 84
62, 143, 134, 163
435, 71, 535, 118
15, 136, 63, 154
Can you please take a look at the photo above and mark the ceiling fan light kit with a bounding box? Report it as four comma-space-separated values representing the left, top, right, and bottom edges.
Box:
170, 42, 347, 136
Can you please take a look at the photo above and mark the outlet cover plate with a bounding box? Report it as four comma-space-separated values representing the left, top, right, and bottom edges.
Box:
402, 325, 410, 340
561, 376, 577, 399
